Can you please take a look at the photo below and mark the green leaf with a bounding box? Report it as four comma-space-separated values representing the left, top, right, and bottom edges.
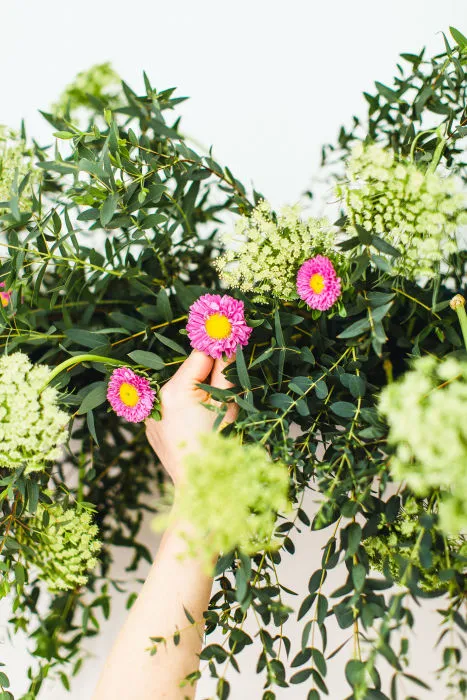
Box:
216, 678, 230, 700
316, 594, 328, 625
337, 316, 371, 339
236, 346, 252, 394
371, 301, 393, 323
371, 236, 401, 257
65, 328, 110, 349
315, 380, 328, 399
52, 131, 75, 139
345, 659, 366, 687
100, 193, 119, 227
352, 563, 366, 591
291, 648, 312, 667
298, 593, 316, 620
128, 350, 165, 370
330, 402, 356, 418
78, 383, 108, 415
346, 523, 362, 557
450, 26, 467, 51
290, 669, 313, 684
153, 331, 187, 355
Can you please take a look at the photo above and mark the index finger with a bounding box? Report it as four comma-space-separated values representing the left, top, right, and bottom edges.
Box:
210, 356, 235, 390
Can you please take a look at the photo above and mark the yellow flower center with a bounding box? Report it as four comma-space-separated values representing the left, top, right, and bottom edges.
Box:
0, 296, 8, 308
119, 382, 140, 407
309, 273, 325, 294
205, 313, 232, 340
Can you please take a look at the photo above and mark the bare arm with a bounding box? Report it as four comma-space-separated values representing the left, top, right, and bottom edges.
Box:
93, 351, 235, 700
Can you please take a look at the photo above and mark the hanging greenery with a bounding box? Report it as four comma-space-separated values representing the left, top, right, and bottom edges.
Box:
0, 25, 466, 700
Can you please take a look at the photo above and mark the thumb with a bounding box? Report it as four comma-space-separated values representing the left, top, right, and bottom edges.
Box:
171, 350, 214, 388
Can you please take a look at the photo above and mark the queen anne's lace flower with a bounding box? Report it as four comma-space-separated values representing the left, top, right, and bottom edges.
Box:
336, 143, 467, 279
20, 504, 101, 592
0, 126, 42, 213
169, 433, 290, 566
379, 356, 467, 534
0, 353, 69, 472
186, 294, 252, 359
363, 499, 465, 592
107, 367, 155, 423
53, 63, 121, 117
214, 201, 337, 302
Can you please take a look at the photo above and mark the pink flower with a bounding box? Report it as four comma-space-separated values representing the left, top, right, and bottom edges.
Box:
0, 282, 12, 308
186, 293, 252, 359
107, 367, 155, 423
296, 255, 342, 311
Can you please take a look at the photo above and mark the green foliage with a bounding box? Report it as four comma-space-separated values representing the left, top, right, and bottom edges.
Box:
0, 29, 467, 700
161, 432, 290, 566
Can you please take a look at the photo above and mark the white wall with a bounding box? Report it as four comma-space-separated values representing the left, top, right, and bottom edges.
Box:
1, 2, 465, 697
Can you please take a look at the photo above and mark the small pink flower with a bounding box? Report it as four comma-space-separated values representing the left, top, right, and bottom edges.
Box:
107, 367, 155, 423
186, 293, 252, 359
0, 282, 12, 308
296, 255, 342, 311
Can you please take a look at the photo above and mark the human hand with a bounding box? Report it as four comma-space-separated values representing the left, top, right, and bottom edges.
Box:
145, 351, 237, 485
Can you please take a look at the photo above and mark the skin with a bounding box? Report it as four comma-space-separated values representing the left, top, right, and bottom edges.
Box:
93, 351, 236, 700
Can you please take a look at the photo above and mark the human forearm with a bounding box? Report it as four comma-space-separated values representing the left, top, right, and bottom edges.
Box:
93, 513, 213, 700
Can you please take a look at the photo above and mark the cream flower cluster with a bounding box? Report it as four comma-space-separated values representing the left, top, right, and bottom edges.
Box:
0, 126, 41, 213
0, 352, 69, 472
214, 201, 336, 302
363, 499, 465, 592
52, 63, 121, 116
336, 143, 467, 278
379, 356, 467, 534
173, 432, 290, 566
23, 504, 101, 592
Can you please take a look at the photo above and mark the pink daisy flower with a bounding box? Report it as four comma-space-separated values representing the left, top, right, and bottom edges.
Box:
0, 282, 12, 308
186, 293, 252, 359
296, 255, 342, 311
107, 367, 155, 423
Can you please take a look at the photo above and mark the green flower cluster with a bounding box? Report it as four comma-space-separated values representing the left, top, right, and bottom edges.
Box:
379, 356, 467, 534
214, 201, 337, 302
173, 433, 290, 566
52, 62, 121, 116
0, 352, 69, 472
363, 499, 465, 592
0, 126, 41, 213
21, 504, 101, 592
336, 143, 467, 279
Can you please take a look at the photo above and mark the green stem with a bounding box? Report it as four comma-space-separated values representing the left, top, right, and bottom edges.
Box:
409, 128, 437, 162
426, 126, 447, 174
42, 354, 127, 391
453, 304, 467, 352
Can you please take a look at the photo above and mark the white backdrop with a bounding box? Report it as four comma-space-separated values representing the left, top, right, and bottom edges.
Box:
1, 2, 466, 698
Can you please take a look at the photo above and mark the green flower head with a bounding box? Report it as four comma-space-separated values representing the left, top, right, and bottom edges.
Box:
53, 63, 121, 117
214, 201, 340, 303
20, 503, 101, 593
336, 143, 467, 279
0, 126, 42, 213
0, 352, 69, 472
379, 356, 467, 534
166, 432, 290, 566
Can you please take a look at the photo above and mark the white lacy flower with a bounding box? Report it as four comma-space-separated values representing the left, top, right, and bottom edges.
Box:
214, 201, 337, 302
0, 126, 42, 213
0, 352, 69, 472
22, 504, 101, 592
336, 143, 467, 279
379, 356, 467, 533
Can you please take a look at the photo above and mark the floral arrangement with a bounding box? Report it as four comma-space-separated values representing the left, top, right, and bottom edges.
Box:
0, 26, 467, 700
